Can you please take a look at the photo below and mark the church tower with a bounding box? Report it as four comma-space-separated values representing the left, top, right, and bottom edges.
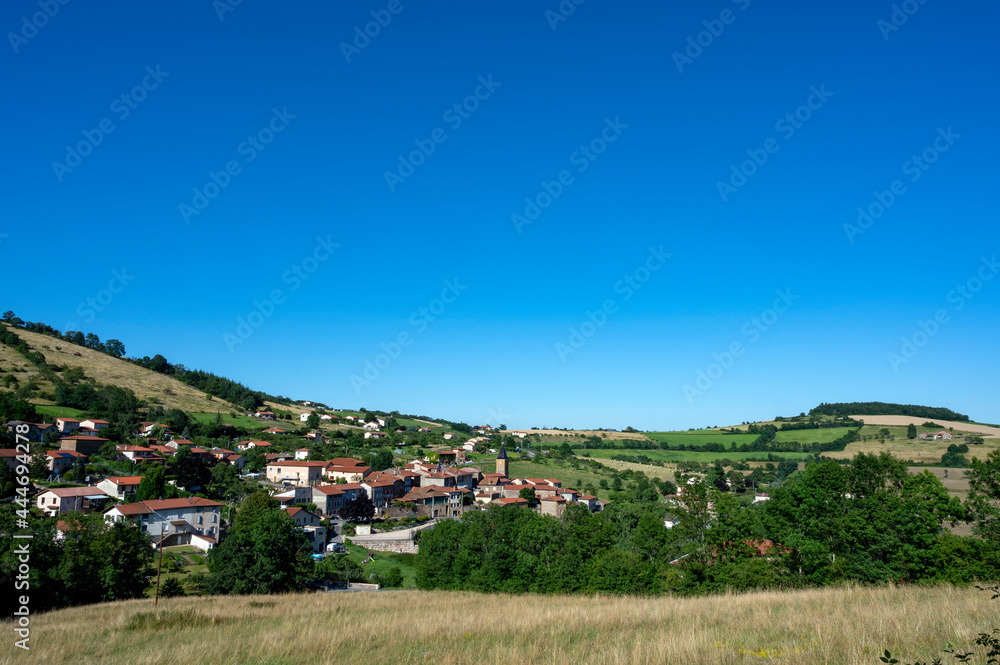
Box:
496, 443, 508, 477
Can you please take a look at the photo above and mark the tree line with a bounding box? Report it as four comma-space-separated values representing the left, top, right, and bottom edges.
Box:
810, 401, 970, 422
416, 451, 1000, 595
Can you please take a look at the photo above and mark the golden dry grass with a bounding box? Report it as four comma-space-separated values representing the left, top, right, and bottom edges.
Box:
848, 415, 1000, 438
3, 585, 998, 665
824, 437, 1000, 464
579, 455, 678, 480
1, 327, 308, 417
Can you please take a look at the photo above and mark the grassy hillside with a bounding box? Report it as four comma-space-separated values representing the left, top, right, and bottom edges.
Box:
579, 448, 811, 464
2, 327, 304, 416
8, 585, 997, 665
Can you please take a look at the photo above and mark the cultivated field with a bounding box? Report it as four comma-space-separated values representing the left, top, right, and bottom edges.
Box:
645, 431, 759, 447
850, 415, 1000, 438
579, 448, 810, 464
825, 436, 1000, 464
508, 429, 652, 441
4, 585, 997, 665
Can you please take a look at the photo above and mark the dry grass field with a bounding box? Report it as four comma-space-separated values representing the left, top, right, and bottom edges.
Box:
1, 327, 304, 416
824, 436, 1000, 464
3, 585, 998, 665
849, 415, 1000, 438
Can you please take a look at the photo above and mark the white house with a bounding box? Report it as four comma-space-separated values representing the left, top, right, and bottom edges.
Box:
295, 448, 310, 460
80, 419, 110, 432
104, 497, 223, 551
299, 413, 311, 422
363, 422, 380, 431
96, 476, 143, 501
36, 487, 111, 517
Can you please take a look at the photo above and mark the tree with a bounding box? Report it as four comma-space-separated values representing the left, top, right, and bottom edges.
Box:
159, 577, 185, 597
967, 448, 1000, 545
518, 487, 537, 507
341, 494, 375, 522
104, 339, 125, 358
306, 413, 320, 429
206, 500, 312, 595
906, 423, 917, 439
371, 449, 393, 472
135, 464, 169, 502
171, 456, 210, 491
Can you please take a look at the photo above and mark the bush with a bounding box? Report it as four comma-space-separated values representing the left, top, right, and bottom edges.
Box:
380, 566, 404, 588
159, 577, 186, 597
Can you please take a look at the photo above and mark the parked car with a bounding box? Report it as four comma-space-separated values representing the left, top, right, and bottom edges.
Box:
326, 542, 346, 554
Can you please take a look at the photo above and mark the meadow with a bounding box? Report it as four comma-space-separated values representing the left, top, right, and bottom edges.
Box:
5, 584, 997, 665
579, 448, 811, 464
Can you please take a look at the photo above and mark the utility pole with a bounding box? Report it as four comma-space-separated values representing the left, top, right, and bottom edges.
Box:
154, 523, 166, 606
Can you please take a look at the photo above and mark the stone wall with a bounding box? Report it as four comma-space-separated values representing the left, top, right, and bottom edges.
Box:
349, 537, 419, 554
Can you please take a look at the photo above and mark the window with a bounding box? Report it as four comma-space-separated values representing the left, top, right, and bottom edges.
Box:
197, 516, 203, 524
211, 514, 217, 523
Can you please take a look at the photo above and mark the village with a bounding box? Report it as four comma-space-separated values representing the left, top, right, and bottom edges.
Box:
4, 410, 607, 559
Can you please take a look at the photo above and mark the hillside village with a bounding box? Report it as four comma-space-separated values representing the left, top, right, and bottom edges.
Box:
2, 316, 1000, 610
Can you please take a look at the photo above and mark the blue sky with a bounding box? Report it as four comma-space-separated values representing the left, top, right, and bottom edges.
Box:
3, 0, 998, 430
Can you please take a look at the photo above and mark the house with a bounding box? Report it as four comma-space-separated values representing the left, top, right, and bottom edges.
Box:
933, 431, 954, 440
540, 496, 567, 517
54, 417, 82, 434
363, 422, 380, 431
398, 485, 467, 518
376, 418, 388, 427
5, 421, 56, 443
283, 507, 327, 554
443, 433, 455, 440
59, 435, 109, 456
364, 431, 386, 440
165, 438, 196, 449
266, 460, 327, 487
254, 411, 276, 420
323, 459, 372, 483
295, 448, 311, 460
46, 449, 86, 475
311, 483, 367, 516
221, 453, 246, 469
492, 497, 529, 508
299, 413, 312, 422
577, 495, 602, 512
418, 427, 431, 433
435, 449, 467, 465
265, 452, 295, 463
320, 414, 335, 421
117, 445, 166, 464
235, 440, 271, 451
104, 497, 224, 551
304, 431, 324, 442
262, 427, 287, 435
96, 476, 143, 501
79, 419, 110, 432
362, 480, 401, 509
36, 487, 111, 517
0, 449, 20, 471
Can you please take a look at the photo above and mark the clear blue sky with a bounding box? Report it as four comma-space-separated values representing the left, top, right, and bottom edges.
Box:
3, 0, 998, 430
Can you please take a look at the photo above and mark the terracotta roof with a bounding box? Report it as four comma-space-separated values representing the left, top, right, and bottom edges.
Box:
104, 476, 143, 485
46, 450, 85, 458
40, 487, 110, 498
61, 435, 108, 442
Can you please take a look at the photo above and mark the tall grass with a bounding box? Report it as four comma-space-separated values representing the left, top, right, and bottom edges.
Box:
4, 585, 997, 665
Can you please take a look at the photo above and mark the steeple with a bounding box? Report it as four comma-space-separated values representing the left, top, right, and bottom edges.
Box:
496, 443, 508, 477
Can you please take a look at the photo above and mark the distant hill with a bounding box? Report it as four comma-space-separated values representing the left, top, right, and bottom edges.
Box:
809, 402, 969, 422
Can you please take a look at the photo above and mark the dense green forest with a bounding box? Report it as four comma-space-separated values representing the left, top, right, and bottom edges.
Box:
810, 401, 970, 421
